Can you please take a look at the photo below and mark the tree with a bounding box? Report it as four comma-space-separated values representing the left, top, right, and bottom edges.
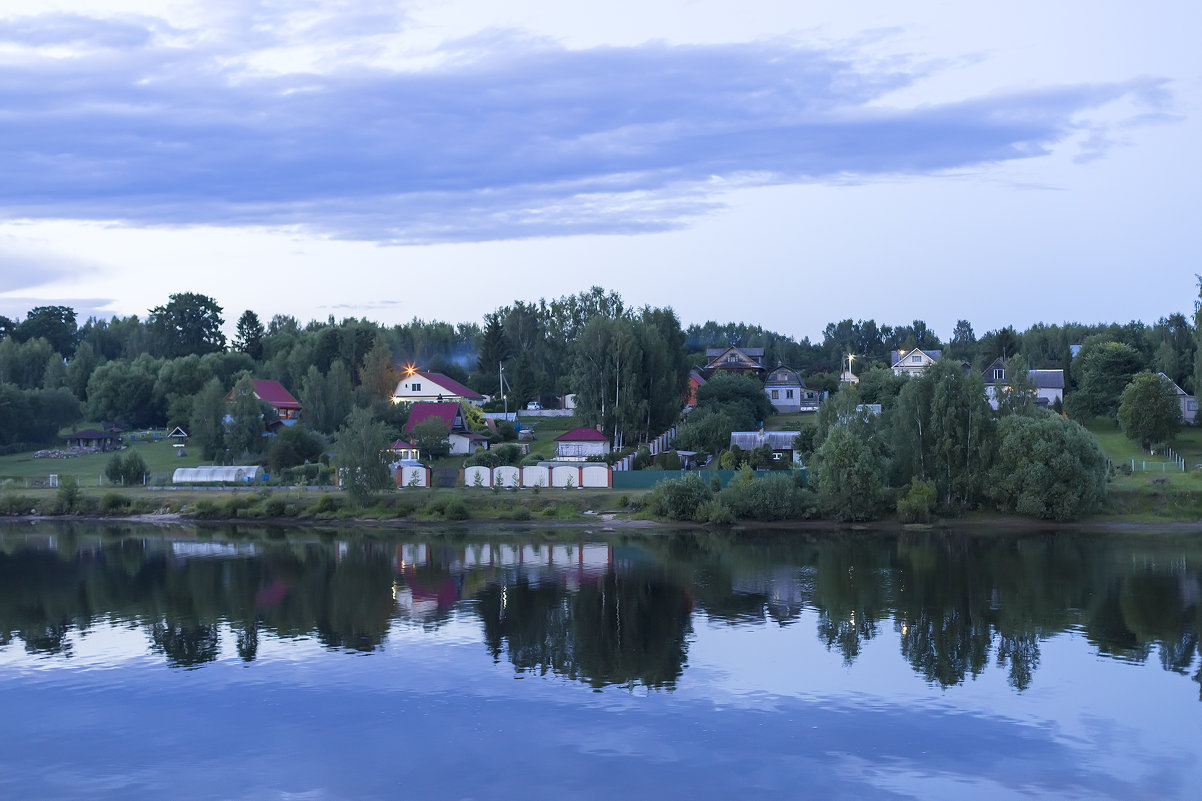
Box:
226, 376, 265, 458
947, 319, 976, 361
475, 312, 511, 396
996, 356, 1037, 417
1118, 373, 1181, 449
15, 306, 77, 355
334, 406, 394, 505
814, 424, 886, 521
357, 335, 396, 402
989, 414, 1108, 520
106, 449, 148, 486
410, 417, 452, 459
189, 377, 228, 460
301, 361, 354, 434
1071, 340, 1145, 419
86, 356, 159, 426
148, 293, 226, 358
233, 310, 265, 361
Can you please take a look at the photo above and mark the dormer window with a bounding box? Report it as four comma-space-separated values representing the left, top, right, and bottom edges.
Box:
412, 383, 421, 392
992, 369, 1005, 381
911, 354, 922, 363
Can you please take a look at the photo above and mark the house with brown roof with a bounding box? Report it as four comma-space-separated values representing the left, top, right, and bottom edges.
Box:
392, 371, 485, 405
225, 379, 301, 425
554, 428, 611, 461
703, 346, 766, 378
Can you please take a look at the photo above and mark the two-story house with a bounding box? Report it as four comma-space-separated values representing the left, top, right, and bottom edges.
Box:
891, 348, 942, 377
763, 366, 820, 413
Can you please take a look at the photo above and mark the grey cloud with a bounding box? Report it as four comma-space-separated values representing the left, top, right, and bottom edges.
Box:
0, 13, 158, 48
0, 16, 1173, 243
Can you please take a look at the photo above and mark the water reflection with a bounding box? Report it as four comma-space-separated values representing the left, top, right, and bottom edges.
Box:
1, 523, 1200, 697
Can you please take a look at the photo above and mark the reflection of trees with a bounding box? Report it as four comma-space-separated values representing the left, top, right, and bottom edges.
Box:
0, 525, 1200, 696
0, 532, 397, 667
477, 567, 693, 689
149, 620, 221, 668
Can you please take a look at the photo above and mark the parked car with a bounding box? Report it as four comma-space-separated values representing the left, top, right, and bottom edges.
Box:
526, 402, 542, 411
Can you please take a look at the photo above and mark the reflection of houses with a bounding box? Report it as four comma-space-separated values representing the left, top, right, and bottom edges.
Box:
554, 428, 611, 461
730, 566, 815, 625
392, 371, 485, 405
225, 379, 301, 425
704, 346, 766, 378
763, 366, 820, 413
729, 430, 802, 464
891, 348, 941, 377
404, 402, 489, 456
1158, 372, 1197, 424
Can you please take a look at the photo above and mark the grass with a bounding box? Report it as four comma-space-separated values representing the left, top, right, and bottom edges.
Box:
1081, 417, 1202, 520
764, 412, 819, 431
0, 438, 205, 487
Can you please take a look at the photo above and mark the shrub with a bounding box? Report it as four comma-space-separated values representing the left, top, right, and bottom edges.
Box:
710, 474, 722, 493
100, 492, 130, 514
704, 501, 735, 525
896, 479, 937, 523
313, 493, 342, 514
56, 476, 81, 514
443, 498, 470, 520
512, 506, 532, 521
106, 450, 147, 486
192, 499, 220, 519
658, 450, 682, 471
720, 473, 813, 521
0, 493, 35, 515
264, 498, 288, 517
989, 414, 1109, 521
646, 474, 712, 521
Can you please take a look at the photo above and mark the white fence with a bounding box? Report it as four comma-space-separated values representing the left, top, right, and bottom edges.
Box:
612, 426, 676, 471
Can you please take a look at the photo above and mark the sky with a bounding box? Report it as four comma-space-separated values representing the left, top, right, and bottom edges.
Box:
0, 1, 1198, 342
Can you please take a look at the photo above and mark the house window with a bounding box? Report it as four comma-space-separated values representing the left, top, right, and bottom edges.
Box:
786, 389, 794, 399
412, 383, 421, 392
1189, 401, 1198, 411
993, 369, 1005, 381
771, 389, 779, 399
911, 354, 922, 363
726, 354, 739, 363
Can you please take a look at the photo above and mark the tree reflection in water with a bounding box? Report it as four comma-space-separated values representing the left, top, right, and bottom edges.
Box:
0, 523, 1199, 696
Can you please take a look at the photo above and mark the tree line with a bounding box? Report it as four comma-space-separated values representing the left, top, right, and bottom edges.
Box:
1, 285, 1199, 458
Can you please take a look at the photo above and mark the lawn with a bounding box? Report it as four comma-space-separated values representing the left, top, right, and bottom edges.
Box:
1086, 419, 1202, 470
764, 412, 819, 431
0, 438, 205, 488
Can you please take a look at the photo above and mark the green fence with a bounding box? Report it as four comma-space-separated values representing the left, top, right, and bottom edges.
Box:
612, 468, 806, 490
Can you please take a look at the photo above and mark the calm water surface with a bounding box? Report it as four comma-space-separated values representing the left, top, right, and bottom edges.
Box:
1, 522, 1200, 800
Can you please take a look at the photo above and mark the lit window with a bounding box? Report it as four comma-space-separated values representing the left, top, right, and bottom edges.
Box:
911, 354, 921, 363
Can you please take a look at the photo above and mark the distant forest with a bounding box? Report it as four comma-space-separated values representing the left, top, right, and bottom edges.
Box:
0, 285, 1196, 451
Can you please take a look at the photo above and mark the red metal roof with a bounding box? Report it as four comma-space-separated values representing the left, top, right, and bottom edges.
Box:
555, 427, 609, 442
416, 372, 484, 400
225, 379, 301, 409
405, 402, 461, 432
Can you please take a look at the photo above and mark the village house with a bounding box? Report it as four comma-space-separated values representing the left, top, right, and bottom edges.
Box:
1158, 372, 1197, 424
225, 379, 301, 425
981, 358, 1064, 409
729, 430, 802, 464
404, 402, 489, 456
891, 348, 941, 377
703, 346, 766, 378
392, 371, 485, 405
554, 428, 611, 461
763, 366, 820, 413
684, 369, 708, 407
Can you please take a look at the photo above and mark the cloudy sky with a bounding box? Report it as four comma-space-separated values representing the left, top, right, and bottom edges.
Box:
0, 1, 1197, 340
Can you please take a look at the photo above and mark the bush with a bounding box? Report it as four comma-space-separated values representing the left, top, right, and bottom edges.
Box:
192, 499, 220, 519
646, 474, 712, 521
56, 476, 81, 514
658, 450, 682, 471
313, 493, 342, 514
512, 506, 532, 521
989, 414, 1109, 521
896, 479, 937, 523
100, 492, 130, 514
720, 473, 814, 521
106, 449, 148, 486
703, 500, 735, 525
443, 497, 470, 520
0, 493, 35, 515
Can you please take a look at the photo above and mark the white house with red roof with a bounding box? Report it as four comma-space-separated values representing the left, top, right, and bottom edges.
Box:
554, 428, 611, 461
404, 401, 489, 456
225, 379, 301, 424
392, 371, 485, 405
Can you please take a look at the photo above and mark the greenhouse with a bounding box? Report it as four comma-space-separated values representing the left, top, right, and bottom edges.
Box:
172, 466, 264, 483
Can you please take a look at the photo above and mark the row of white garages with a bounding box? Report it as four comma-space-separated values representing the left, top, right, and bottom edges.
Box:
461, 464, 611, 489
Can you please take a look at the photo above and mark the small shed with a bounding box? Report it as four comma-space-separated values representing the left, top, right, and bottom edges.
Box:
554, 428, 611, 461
